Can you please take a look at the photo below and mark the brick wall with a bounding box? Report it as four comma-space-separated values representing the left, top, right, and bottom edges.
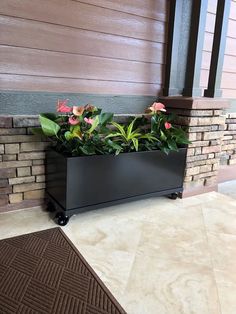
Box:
0, 116, 49, 208
167, 108, 226, 192
220, 113, 236, 166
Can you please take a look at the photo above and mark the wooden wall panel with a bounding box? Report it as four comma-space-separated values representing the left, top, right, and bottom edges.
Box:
0, 74, 161, 96
0, 16, 165, 64
0, 0, 166, 42
0, 0, 168, 97
72, 0, 168, 21
0, 46, 162, 83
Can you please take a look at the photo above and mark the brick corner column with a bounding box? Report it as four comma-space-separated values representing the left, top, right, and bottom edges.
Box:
160, 96, 230, 197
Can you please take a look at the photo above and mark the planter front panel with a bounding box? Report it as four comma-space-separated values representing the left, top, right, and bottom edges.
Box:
66, 149, 186, 210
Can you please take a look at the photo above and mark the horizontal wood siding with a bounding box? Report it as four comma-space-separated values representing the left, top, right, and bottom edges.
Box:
0, 0, 168, 97
201, 0, 236, 108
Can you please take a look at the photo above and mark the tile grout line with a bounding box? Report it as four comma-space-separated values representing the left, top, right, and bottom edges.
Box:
200, 203, 223, 314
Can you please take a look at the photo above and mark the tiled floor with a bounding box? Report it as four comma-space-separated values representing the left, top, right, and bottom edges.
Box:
0, 181, 236, 314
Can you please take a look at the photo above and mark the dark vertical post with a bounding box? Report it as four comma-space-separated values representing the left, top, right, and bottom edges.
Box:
204, 0, 231, 97
163, 0, 193, 96
163, 0, 181, 96
182, 0, 208, 97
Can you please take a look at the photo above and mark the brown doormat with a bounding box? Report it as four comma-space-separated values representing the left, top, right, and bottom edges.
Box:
0, 228, 126, 314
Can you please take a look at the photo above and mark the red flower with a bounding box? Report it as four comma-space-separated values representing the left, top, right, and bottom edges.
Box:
165, 122, 172, 129
57, 100, 72, 113
69, 116, 79, 125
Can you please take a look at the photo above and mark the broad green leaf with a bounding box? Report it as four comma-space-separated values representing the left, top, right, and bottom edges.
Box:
161, 146, 170, 155
107, 139, 122, 151
40, 113, 58, 121
39, 115, 60, 137
99, 112, 113, 126
64, 131, 74, 141
72, 125, 82, 139
167, 139, 178, 151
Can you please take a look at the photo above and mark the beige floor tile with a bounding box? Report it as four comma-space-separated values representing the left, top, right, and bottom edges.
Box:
63, 214, 143, 254
69, 244, 135, 299
137, 221, 211, 266
202, 200, 236, 235
207, 232, 236, 274
218, 180, 236, 200
214, 270, 236, 314
121, 255, 221, 314
0, 206, 55, 239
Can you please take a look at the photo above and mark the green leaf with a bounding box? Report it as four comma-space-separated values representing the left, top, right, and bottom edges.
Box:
105, 132, 122, 139
88, 115, 99, 133
40, 113, 58, 121
167, 139, 178, 151
99, 112, 113, 126
39, 114, 60, 137
160, 130, 167, 141
127, 118, 137, 139
132, 138, 139, 151
111, 122, 126, 138
161, 146, 170, 155
64, 131, 74, 141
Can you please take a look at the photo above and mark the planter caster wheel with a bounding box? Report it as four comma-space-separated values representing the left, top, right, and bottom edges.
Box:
168, 192, 179, 200
55, 213, 69, 226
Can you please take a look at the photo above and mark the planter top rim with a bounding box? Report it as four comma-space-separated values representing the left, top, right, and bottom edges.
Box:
48, 147, 187, 159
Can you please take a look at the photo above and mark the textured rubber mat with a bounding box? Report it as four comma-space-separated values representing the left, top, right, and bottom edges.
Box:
0, 228, 126, 314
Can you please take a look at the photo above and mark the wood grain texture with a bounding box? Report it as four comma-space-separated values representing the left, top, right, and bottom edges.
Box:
0, 16, 165, 64
0, 0, 166, 42
0, 74, 161, 96
0, 46, 163, 84
0, 0, 167, 96
72, 0, 169, 21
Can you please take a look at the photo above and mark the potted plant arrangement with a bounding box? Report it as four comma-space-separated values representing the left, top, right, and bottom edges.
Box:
33, 100, 189, 225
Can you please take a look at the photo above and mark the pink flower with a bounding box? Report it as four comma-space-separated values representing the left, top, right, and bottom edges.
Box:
84, 117, 94, 125
57, 100, 72, 113
73, 106, 84, 116
150, 102, 166, 113
69, 116, 79, 125
165, 122, 172, 129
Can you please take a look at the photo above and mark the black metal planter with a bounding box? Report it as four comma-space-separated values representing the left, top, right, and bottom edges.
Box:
46, 148, 187, 225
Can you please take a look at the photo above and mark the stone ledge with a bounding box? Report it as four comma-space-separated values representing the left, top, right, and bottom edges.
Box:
160, 96, 230, 109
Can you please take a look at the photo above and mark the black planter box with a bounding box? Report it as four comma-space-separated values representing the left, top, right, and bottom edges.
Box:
46, 148, 187, 224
